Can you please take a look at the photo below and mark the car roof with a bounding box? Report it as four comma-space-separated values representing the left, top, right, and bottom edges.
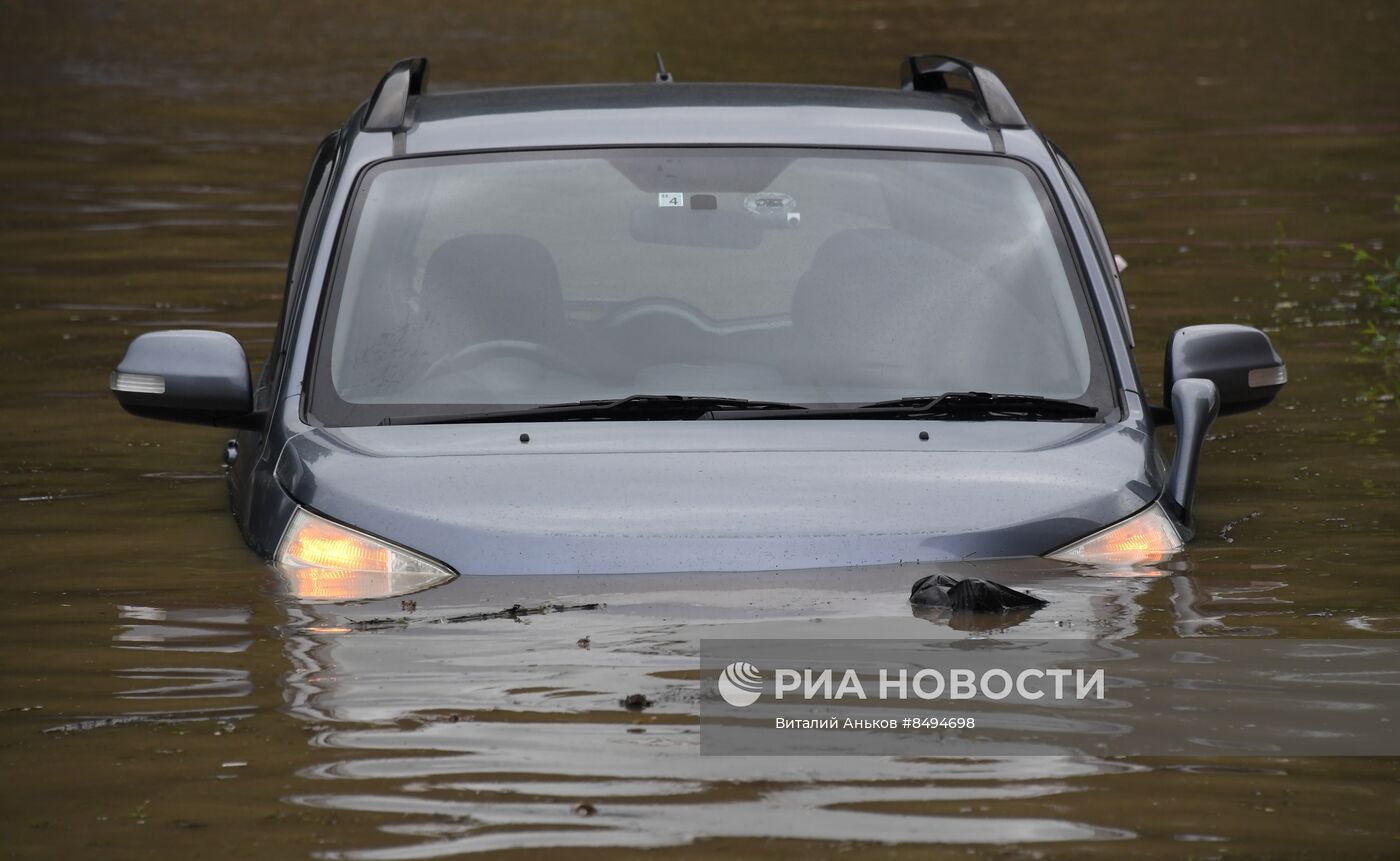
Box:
392, 83, 1000, 155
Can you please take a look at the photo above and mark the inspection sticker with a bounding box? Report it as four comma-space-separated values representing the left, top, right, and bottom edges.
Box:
658, 192, 684, 207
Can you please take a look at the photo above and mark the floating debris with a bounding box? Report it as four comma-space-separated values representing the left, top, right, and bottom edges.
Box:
43, 710, 251, 735
620, 694, 652, 711
348, 602, 603, 631
909, 574, 1048, 612
1219, 510, 1263, 543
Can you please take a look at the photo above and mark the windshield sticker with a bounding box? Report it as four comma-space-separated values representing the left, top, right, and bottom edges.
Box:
745, 191, 800, 227
744, 191, 795, 214
658, 192, 684, 207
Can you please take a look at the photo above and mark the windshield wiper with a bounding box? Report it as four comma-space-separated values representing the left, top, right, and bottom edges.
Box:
709, 392, 1099, 421
383, 392, 1096, 425
866, 392, 1099, 419
382, 394, 809, 425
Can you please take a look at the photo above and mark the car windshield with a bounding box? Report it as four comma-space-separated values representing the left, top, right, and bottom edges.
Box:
312, 148, 1110, 424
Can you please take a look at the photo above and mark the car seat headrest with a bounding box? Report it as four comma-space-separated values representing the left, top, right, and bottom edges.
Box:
422, 234, 565, 341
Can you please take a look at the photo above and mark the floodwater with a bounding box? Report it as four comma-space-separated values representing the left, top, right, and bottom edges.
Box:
2, 1, 1399, 858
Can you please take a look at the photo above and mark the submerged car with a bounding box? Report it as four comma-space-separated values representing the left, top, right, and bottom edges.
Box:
110, 55, 1286, 601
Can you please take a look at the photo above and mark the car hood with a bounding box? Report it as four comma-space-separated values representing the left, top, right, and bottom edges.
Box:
275, 420, 1160, 576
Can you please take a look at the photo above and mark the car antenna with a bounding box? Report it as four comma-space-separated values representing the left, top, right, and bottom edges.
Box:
654, 52, 673, 83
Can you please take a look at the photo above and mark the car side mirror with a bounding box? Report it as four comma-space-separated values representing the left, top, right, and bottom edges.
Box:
1163, 324, 1286, 420
110, 330, 260, 429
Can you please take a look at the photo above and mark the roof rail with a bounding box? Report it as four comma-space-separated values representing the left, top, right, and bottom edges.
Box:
363, 57, 430, 132
899, 55, 1028, 129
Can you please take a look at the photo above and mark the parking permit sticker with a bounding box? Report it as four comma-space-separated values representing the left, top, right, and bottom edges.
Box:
658, 192, 684, 207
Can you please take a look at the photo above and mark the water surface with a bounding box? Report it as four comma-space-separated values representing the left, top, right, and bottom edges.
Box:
2, 1, 1398, 858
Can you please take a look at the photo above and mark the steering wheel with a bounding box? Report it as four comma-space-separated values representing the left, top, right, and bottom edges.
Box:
601, 298, 716, 332
417, 339, 575, 386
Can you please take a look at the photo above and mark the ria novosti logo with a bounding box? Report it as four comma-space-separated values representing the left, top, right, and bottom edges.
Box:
714, 661, 1106, 707
717, 661, 764, 707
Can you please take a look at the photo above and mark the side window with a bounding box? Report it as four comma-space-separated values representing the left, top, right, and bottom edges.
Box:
1051, 146, 1135, 348
255, 133, 338, 407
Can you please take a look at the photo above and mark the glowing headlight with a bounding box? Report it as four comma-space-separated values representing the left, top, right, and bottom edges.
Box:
274, 508, 456, 603
1048, 503, 1184, 565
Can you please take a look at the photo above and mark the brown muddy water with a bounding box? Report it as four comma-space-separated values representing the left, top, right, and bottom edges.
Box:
2, 1, 1399, 858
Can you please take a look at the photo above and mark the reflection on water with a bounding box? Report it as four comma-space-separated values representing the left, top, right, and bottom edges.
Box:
264, 563, 1390, 856
2, 0, 1399, 857
282, 565, 1153, 856
116, 605, 255, 653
